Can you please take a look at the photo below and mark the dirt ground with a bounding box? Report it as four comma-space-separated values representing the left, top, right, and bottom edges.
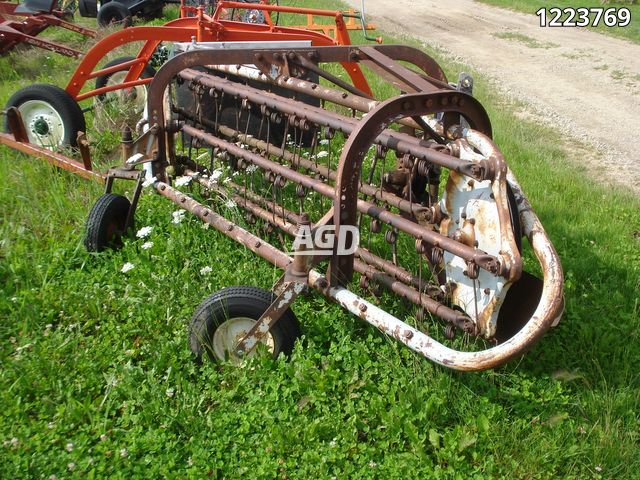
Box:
347, 0, 640, 194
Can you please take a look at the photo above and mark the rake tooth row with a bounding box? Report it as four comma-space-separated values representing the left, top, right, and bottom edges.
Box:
127, 45, 564, 369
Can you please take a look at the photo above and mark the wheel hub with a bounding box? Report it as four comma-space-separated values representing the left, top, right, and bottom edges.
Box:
32, 117, 50, 136
212, 317, 275, 363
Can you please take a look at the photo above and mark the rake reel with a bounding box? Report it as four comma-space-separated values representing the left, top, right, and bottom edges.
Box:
82, 43, 564, 371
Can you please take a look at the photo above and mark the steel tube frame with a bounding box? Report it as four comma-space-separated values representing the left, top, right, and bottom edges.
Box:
155, 179, 562, 371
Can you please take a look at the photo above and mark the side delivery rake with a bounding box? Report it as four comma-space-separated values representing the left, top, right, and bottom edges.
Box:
0, 0, 96, 57
78, 43, 564, 371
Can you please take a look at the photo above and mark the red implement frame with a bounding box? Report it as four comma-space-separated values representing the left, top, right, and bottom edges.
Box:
0, 1, 96, 56
66, 2, 372, 103
1, 1, 375, 179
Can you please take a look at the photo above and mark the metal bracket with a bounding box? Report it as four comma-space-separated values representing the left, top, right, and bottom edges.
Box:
234, 280, 306, 358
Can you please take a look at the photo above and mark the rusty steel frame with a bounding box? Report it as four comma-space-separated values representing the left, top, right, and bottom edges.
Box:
114, 43, 565, 370
0, 1, 96, 57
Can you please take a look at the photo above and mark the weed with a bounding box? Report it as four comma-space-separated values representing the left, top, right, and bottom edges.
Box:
493, 31, 559, 49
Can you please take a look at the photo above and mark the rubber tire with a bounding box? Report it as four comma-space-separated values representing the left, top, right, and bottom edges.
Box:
189, 286, 301, 363
78, 0, 98, 17
95, 56, 157, 103
5, 83, 85, 148
97, 1, 132, 27
84, 193, 132, 252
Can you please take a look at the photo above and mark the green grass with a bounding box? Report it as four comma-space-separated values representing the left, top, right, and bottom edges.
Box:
1, 1, 640, 478
492, 31, 559, 48
478, 0, 640, 43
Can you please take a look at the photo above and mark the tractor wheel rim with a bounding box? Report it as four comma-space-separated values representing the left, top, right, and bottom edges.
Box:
212, 317, 275, 363
107, 71, 147, 112
18, 100, 65, 149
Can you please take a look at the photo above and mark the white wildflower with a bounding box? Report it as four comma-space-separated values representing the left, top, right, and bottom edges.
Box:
172, 210, 186, 224
120, 448, 128, 458
225, 199, 237, 209
201, 223, 210, 230
319, 138, 330, 145
68, 463, 75, 471
126, 153, 144, 165
10, 437, 19, 447
245, 164, 258, 174
187, 457, 194, 467
175, 176, 192, 187
15, 343, 32, 353
165, 388, 175, 398
368, 461, 377, 468
595, 466, 603, 472
11, 297, 17, 303
142, 176, 156, 188
329, 438, 337, 447
141, 241, 154, 250
315, 150, 329, 159
199, 266, 213, 275
47, 422, 55, 429
100, 434, 107, 442
223, 177, 231, 184
65, 442, 74, 452
232, 171, 240, 177
210, 169, 223, 183
136, 226, 153, 238
302, 151, 310, 157
106, 374, 118, 387
121, 262, 135, 273
49, 476, 57, 480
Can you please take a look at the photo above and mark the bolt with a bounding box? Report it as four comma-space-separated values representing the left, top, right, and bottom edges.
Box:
443, 324, 456, 340
359, 303, 367, 312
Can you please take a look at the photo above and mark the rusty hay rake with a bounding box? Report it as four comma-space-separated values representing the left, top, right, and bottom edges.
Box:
7, 42, 564, 370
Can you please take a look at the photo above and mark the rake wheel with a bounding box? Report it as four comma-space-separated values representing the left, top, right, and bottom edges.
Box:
84, 193, 132, 252
189, 286, 301, 363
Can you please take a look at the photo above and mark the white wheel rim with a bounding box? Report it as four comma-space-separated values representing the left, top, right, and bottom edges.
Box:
212, 317, 275, 364
105, 71, 148, 112
18, 100, 65, 149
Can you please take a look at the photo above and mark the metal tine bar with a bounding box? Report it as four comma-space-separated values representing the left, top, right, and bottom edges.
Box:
174, 105, 431, 218
213, 64, 430, 133
178, 69, 483, 179
181, 123, 503, 276
188, 167, 440, 297
181, 172, 472, 331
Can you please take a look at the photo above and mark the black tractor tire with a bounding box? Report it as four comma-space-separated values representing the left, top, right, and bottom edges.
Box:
5, 83, 85, 148
97, 1, 132, 27
78, 0, 98, 17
